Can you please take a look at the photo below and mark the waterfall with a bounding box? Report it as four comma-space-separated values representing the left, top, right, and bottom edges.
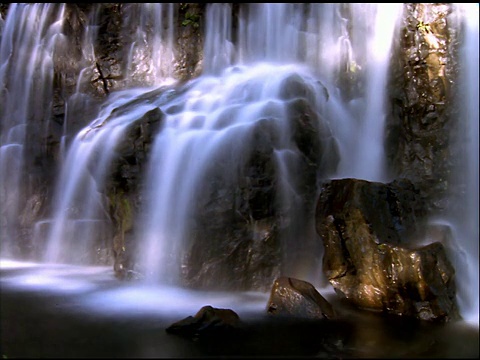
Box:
137, 3, 404, 284
236, 3, 303, 64
202, 3, 234, 75
346, 3, 403, 181
0, 3, 477, 326
122, 3, 177, 85
450, 3, 479, 326
137, 63, 330, 284
0, 3, 65, 257
58, 4, 101, 161
29, 3, 178, 265
43, 88, 161, 264
205, 3, 404, 183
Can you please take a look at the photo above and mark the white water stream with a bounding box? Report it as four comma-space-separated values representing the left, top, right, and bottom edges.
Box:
0, 3, 65, 255
449, 3, 479, 326
0, 3, 477, 327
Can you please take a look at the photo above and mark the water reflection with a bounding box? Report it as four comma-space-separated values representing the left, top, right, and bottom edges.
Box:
1, 259, 478, 358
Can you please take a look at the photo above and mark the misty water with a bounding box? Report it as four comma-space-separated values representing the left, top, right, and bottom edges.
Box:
1, 258, 478, 358
0, 3, 478, 358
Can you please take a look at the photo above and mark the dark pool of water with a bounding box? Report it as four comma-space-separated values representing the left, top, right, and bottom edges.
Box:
0, 260, 478, 358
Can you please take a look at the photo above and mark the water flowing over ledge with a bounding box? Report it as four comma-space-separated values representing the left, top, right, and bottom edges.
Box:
0, 2, 478, 333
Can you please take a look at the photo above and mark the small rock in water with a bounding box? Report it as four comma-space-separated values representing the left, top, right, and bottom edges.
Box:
266, 276, 336, 320
166, 305, 243, 341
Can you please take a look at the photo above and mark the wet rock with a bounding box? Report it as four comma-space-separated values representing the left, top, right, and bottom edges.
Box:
315, 178, 459, 322
180, 74, 337, 292
175, 3, 206, 80
385, 3, 459, 214
105, 101, 165, 277
166, 301, 347, 357
166, 305, 243, 341
266, 276, 336, 320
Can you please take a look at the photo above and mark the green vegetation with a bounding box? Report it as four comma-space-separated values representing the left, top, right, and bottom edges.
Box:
182, 12, 200, 28
416, 20, 432, 33
348, 60, 360, 73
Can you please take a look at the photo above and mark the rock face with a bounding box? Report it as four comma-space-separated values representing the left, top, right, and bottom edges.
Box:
315, 178, 460, 322
386, 3, 461, 214
266, 277, 336, 320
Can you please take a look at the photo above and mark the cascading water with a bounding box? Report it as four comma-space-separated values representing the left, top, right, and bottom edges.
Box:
0, 3, 65, 257
447, 3, 479, 326
138, 63, 331, 285
122, 3, 177, 85
461, 3, 479, 325
137, 3, 404, 285
202, 3, 234, 75
346, 3, 403, 181
43, 88, 161, 264
37, 3, 179, 265
57, 3, 102, 158
40, 3, 398, 285
0, 3, 478, 332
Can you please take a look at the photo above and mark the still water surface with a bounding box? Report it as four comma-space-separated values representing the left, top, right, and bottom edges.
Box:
1, 260, 478, 358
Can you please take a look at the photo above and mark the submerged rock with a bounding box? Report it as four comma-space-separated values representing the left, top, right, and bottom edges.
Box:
315, 178, 460, 322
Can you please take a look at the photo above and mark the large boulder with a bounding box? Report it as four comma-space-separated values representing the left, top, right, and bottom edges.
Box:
315, 178, 460, 322
266, 276, 336, 320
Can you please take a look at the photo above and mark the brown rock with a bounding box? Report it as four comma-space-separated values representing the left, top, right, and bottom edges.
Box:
266, 276, 336, 320
315, 178, 459, 322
